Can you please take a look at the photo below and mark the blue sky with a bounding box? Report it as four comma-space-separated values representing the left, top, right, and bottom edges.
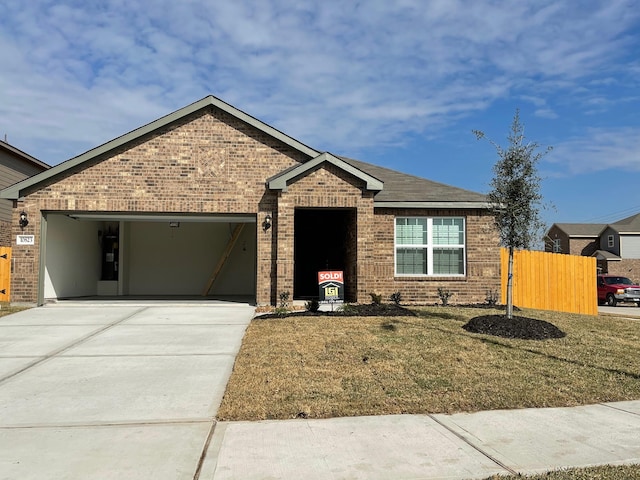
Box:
1, 0, 639, 228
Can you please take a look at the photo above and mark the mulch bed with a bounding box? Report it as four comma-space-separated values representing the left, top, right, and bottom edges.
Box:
462, 315, 566, 340
258, 303, 566, 341
257, 303, 416, 319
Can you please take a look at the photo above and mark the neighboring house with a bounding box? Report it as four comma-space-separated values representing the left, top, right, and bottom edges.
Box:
0, 96, 500, 306
596, 213, 640, 281
546, 213, 640, 282
545, 223, 605, 256
0, 140, 50, 246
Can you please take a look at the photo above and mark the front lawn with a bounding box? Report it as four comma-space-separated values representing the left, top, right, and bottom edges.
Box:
217, 306, 640, 421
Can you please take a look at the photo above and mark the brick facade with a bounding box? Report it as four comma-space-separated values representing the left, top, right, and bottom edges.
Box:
601, 259, 640, 284
8, 101, 500, 306
568, 238, 599, 256
275, 164, 375, 303
11, 107, 307, 304
0, 220, 10, 246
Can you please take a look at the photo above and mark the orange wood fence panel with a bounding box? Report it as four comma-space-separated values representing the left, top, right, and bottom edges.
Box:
0, 247, 10, 303
501, 248, 597, 316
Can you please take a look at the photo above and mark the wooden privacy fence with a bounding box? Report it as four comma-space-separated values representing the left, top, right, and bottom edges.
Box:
501, 248, 598, 316
0, 247, 10, 303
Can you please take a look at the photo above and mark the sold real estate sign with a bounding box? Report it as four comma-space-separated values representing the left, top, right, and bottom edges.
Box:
318, 271, 344, 305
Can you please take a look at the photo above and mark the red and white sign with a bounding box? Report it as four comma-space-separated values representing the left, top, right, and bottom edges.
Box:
318, 271, 343, 283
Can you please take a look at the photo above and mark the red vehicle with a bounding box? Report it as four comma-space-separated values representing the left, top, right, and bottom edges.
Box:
597, 274, 640, 307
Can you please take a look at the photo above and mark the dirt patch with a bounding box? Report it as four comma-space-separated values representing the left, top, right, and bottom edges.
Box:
462, 315, 566, 340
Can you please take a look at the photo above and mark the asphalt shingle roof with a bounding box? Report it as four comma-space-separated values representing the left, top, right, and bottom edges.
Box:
553, 223, 606, 237
610, 213, 640, 233
340, 157, 488, 204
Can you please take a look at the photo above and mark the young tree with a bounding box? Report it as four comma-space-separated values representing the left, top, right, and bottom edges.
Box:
473, 110, 551, 319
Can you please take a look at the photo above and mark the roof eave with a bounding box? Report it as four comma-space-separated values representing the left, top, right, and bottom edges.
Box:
374, 201, 491, 209
268, 152, 384, 192
0, 141, 50, 170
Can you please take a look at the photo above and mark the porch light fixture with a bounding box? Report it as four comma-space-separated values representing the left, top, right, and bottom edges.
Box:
19, 211, 28, 229
263, 214, 272, 231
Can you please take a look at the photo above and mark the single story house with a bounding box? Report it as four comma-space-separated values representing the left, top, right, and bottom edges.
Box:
546, 213, 640, 281
0, 140, 50, 246
1, 96, 500, 306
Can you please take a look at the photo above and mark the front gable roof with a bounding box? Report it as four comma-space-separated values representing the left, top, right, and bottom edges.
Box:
1, 95, 320, 200
267, 152, 383, 192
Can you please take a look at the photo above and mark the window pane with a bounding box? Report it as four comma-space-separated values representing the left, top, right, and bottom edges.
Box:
433, 218, 464, 245
396, 218, 427, 244
433, 248, 464, 274
396, 248, 427, 274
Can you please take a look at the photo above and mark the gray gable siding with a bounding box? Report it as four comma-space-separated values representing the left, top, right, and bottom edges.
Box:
600, 226, 620, 256
0, 147, 49, 223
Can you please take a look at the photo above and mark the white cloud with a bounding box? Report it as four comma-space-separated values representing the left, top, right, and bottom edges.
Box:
0, 0, 638, 164
546, 127, 640, 174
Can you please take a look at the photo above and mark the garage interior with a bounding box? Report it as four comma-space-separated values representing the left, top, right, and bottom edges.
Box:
42, 213, 257, 301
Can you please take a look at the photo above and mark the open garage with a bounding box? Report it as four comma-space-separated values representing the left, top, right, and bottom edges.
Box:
42, 213, 256, 301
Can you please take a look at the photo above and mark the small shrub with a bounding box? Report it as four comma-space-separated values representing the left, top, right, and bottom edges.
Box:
275, 291, 291, 316
338, 303, 358, 315
485, 289, 499, 306
369, 292, 382, 305
437, 287, 453, 306
389, 291, 402, 305
305, 299, 320, 312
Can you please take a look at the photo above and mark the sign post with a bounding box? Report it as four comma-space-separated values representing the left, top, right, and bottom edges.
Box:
318, 271, 344, 310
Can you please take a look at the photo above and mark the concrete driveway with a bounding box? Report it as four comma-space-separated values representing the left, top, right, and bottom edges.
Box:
0, 301, 255, 480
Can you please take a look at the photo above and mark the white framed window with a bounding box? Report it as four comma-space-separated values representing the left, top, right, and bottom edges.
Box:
553, 238, 561, 253
607, 235, 614, 248
395, 217, 465, 276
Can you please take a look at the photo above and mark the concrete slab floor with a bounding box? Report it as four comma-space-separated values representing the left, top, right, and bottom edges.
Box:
60, 324, 249, 356
0, 306, 146, 325
0, 354, 237, 427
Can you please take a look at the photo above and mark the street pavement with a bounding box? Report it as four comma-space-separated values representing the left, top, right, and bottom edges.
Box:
0, 301, 639, 479
598, 303, 640, 318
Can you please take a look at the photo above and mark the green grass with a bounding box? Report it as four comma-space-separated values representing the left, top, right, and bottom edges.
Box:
217, 306, 640, 420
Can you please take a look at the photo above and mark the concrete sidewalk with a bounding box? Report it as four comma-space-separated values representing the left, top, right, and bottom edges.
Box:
201, 401, 640, 479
